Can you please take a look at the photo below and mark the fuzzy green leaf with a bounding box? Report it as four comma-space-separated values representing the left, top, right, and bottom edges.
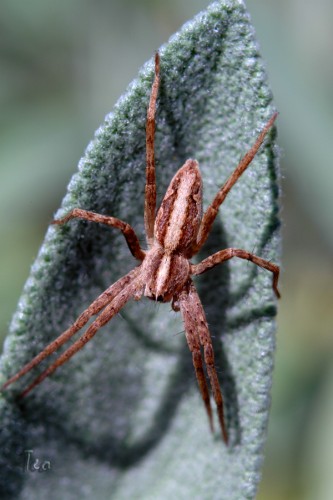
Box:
0, 1, 280, 498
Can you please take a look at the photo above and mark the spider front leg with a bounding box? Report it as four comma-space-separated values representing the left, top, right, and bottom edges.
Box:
178, 280, 228, 444
1, 268, 140, 393
177, 288, 214, 433
53, 208, 145, 261
191, 248, 280, 298
17, 276, 143, 398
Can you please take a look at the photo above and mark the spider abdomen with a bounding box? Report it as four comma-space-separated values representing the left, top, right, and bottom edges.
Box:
154, 159, 202, 254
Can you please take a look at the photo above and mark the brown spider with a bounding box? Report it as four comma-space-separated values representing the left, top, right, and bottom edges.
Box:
2, 53, 280, 444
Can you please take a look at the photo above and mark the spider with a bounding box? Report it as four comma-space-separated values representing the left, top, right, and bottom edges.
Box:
2, 53, 280, 445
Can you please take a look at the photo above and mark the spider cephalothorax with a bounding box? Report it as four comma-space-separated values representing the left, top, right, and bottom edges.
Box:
2, 53, 280, 445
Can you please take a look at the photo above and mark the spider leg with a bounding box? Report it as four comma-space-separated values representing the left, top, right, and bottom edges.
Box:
144, 52, 160, 247
177, 289, 214, 433
53, 209, 145, 261
178, 281, 228, 444
1, 268, 140, 392
191, 248, 280, 298
17, 277, 143, 398
192, 112, 278, 254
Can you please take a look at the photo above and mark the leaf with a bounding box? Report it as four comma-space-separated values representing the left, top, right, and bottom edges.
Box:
0, 1, 280, 498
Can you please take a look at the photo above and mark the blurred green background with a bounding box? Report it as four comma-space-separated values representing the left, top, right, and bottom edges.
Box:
0, 1, 332, 499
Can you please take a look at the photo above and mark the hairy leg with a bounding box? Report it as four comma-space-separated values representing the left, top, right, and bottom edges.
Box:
144, 52, 160, 247
18, 277, 143, 398
178, 281, 228, 443
191, 247, 280, 298
178, 286, 214, 433
192, 112, 278, 254
53, 209, 145, 261
1, 268, 140, 392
